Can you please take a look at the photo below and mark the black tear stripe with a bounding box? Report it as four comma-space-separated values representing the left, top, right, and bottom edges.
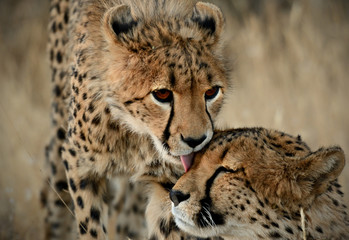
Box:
196, 167, 241, 228
161, 101, 174, 148
205, 104, 214, 132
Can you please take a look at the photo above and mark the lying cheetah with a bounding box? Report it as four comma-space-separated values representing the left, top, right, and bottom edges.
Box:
42, 0, 230, 239
169, 128, 349, 239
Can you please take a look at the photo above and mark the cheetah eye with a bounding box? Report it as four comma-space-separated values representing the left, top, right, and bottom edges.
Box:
152, 89, 173, 103
205, 86, 220, 100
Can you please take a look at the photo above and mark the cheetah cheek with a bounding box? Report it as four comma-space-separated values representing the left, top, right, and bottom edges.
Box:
180, 153, 194, 172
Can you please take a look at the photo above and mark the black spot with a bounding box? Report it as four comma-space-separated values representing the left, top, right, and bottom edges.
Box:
315, 226, 323, 233
89, 229, 98, 238
295, 146, 304, 151
102, 225, 107, 234
262, 224, 270, 229
256, 208, 263, 216
80, 132, 86, 141
199, 62, 208, 69
285, 226, 293, 234
271, 143, 282, 148
159, 218, 171, 238
169, 71, 176, 87
56, 51, 62, 63
90, 207, 100, 223
88, 102, 95, 113
51, 22, 56, 33
83, 145, 89, 152
57, 127, 65, 140
69, 178, 77, 192
220, 147, 229, 160
271, 222, 279, 228
332, 199, 339, 206
64, 9, 69, 24
112, 19, 138, 35
269, 231, 282, 238
82, 93, 87, 100
79, 221, 87, 234
91, 114, 101, 125
68, 148, 76, 157
54, 85, 61, 97
80, 178, 88, 189
54, 199, 65, 207
285, 152, 295, 157
63, 160, 69, 171
50, 162, 57, 175
108, 121, 118, 131
240, 204, 245, 211
77, 196, 84, 209
51, 222, 60, 228
250, 217, 257, 222
55, 180, 68, 192
337, 189, 344, 196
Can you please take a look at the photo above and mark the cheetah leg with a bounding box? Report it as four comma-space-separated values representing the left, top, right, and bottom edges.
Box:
44, 0, 74, 237
62, 144, 109, 240
110, 177, 148, 239
42, 133, 75, 240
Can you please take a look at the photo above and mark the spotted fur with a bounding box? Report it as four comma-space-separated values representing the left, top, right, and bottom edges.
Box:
171, 128, 349, 239
42, 0, 230, 239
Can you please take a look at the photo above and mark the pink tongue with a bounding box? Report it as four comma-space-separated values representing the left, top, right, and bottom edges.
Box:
180, 153, 194, 172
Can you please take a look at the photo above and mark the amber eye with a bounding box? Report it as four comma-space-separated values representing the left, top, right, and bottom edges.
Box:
205, 86, 220, 100
152, 89, 173, 103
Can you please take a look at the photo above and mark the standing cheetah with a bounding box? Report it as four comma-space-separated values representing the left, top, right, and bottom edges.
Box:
169, 128, 349, 239
42, 0, 230, 239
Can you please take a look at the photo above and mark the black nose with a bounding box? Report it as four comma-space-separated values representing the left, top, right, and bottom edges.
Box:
169, 190, 190, 207
181, 135, 207, 149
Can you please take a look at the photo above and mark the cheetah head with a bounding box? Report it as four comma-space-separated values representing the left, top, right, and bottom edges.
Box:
170, 128, 345, 238
100, 1, 229, 170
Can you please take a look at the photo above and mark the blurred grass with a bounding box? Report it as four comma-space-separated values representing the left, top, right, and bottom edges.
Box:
0, 0, 348, 239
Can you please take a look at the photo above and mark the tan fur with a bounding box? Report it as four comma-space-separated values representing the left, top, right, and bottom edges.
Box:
43, 0, 229, 239
171, 128, 349, 239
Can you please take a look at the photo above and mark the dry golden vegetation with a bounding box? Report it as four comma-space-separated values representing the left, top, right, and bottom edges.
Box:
0, 0, 348, 239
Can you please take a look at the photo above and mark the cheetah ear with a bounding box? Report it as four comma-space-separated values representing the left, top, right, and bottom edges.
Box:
190, 2, 224, 46
269, 146, 345, 211
295, 146, 345, 197
103, 5, 138, 44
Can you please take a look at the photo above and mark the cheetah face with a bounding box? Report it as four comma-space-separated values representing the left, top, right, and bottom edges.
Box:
170, 128, 345, 238
101, 2, 229, 170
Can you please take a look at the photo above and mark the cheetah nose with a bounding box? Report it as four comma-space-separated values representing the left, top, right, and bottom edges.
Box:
181, 134, 207, 149
169, 190, 190, 207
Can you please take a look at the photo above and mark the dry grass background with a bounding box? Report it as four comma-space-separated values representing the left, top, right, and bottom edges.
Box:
0, 0, 348, 239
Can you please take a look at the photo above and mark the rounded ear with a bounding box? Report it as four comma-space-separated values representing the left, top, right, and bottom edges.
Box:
103, 4, 138, 44
190, 2, 224, 46
297, 146, 345, 196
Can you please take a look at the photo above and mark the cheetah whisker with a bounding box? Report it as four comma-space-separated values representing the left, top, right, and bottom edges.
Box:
300, 207, 306, 240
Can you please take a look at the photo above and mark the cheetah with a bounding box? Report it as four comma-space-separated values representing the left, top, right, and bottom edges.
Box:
169, 128, 349, 239
42, 0, 230, 239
